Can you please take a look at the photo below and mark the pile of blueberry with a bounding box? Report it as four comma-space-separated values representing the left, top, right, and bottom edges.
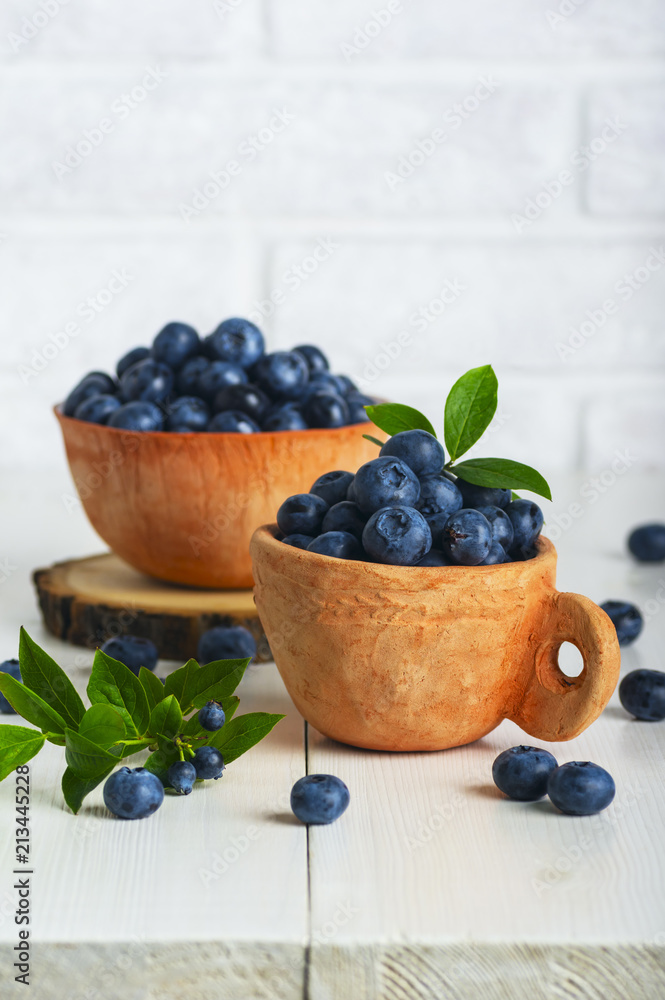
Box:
277, 429, 544, 566
492, 746, 616, 816
62, 318, 374, 433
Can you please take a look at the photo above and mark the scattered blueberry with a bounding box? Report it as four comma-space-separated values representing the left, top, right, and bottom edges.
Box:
303, 391, 350, 429
198, 700, 226, 732
547, 761, 615, 816
362, 506, 432, 566
107, 401, 164, 432
0, 659, 21, 714
294, 344, 329, 375
117, 346, 151, 379
74, 393, 122, 425
321, 500, 366, 540
103, 766, 165, 819
600, 600, 643, 646
281, 533, 315, 549
100, 636, 158, 675
307, 531, 362, 560
197, 625, 257, 665
475, 505, 514, 551
619, 669, 665, 721
277, 493, 329, 536
290, 774, 350, 825
63, 372, 117, 416
492, 745, 558, 801
457, 480, 511, 510
310, 470, 355, 508
204, 318, 265, 369
441, 509, 492, 565
380, 429, 445, 478
167, 760, 197, 795
353, 456, 420, 515
165, 396, 210, 432
207, 410, 261, 434
119, 359, 174, 404
628, 523, 665, 563
192, 745, 225, 780
152, 322, 200, 370
416, 475, 463, 520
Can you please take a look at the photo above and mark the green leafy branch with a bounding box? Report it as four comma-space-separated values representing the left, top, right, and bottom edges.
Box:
0, 628, 284, 814
363, 364, 551, 501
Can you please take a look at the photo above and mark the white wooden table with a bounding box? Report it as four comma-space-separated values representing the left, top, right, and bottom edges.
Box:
1, 470, 664, 1000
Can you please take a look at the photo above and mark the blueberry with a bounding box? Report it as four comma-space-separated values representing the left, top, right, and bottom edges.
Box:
213, 383, 270, 423
198, 700, 226, 732
353, 456, 420, 515
197, 361, 247, 403
310, 470, 355, 507
619, 669, 665, 721
416, 475, 463, 520
321, 501, 366, 540
0, 659, 21, 714
362, 506, 432, 566
457, 480, 511, 510
262, 404, 308, 432
303, 391, 350, 429
176, 356, 210, 396
100, 636, 158, 675
628, 523, 665, 563
505, 499, 544, 554
152, 322, 200, 370
207, 410, 260, 433
480, 541, 509, 565
253, 351, 309, 401
74, 393, 122, 425
345, 391, 373, 424
165, 396, 210, 432
282, 533, 315, 549
290, 774, 350, 825
600, 600, 643, 646
336, 374, 358, 394
117, 347, 151, 379
103, 766, 165, 819
63, 372, 117, 416
304, 373, 347, 398
197, 625, 257, 665
107, 401, 164, 432
294, 344, 329, 374
119, 359, 174, 404
416, 549, 453, 567
380, 430, 445, 478
167, 760, 197, 795
277, 493, 329, 536
307, 531, 362, 560
204, 318, 265, 369
492, 745, 558, 801
547, 761, 615, 816
441, 509, 492, 565
192, 745, 225, 780
475, 505, 515, 551
422, 510, 455, 548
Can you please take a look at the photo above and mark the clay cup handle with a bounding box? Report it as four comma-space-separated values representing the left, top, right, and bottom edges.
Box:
509, 592, 621, 742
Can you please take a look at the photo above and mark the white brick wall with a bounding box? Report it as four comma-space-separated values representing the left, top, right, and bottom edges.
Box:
0, 1, 663, 476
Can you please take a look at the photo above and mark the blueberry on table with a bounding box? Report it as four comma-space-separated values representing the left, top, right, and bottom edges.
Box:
505, 499, 544, 554
192, 746, 225, 780
119, 358, 174, 404
416, 475, 463, 520
600, 600, 643, 646
0, 659, 21, 714
492, 745, 558, 801
321, 500, 367, 540
290, 774, 350, 825
116, 346, 151, 379
362, 506, 432, 566
457, 480, 511, 510
262, 404, 308, 432
198, 700, 226, 732
207, 410, 261, 434
547, 761, 615, 816
303, 391, 350, 429
197, 625, 257, 665
475, 505, 515, 551
628, 523, 665, 563
63, 372, 117, 416
176, 355, 210, 396
204, 317, 265, 369
152, 321, 200, 370
74, 393, 122, 425
101, 636, 158, 675
197, 360, 248, 403
307, 531, 362, 560
164, 396, 210, 432
294, 344, 330, 374
282, 533, 315, 549
107, 401, 164, 432
310, 470, 355, 508
441, 509, 492, 565
277, 493, 329, 536
380, 429, 445, 478
619, 669, 665, 721
213, 383, 270, 423
167, 760, 197, 795
253, 351, 310, 401
103, 767, 165, 819
353, 456, 420, 515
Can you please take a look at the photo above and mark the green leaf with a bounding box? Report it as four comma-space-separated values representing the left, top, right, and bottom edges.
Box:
188, 658, 250, 710
444, 365, 498, 462
362, 433, 385, 448
163, 659, 200, 710
87, 649, 151, 737
139, 667, 165, 712
209, 712, 285, 764
181, 696, 239, 737
364, 403, 437, 439
18, 628, 85, 730
143, 744, 179, 786
65, 728, 118, 780
511, 491, 521, 502
62, 764, 114, 814
0, 725, 46, 781
0, 673, 67, 736
451, 457, 552, 501
78, 704, 127, 749
149, 695, 183, 739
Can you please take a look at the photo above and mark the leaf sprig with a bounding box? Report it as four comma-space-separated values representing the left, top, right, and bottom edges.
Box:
364, 364, 551, 501
0, 628, 284, 813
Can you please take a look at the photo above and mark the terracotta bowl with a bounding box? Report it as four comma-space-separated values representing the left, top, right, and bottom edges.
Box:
55, 408, 380, 590
250, 527, 621, 751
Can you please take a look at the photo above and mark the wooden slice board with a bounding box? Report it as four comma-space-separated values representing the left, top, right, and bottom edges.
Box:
33, 553, 272, 662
